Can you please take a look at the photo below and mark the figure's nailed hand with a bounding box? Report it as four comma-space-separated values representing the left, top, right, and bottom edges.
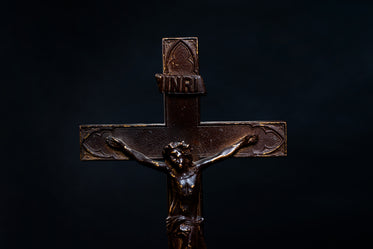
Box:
105, 136, 124, 149
242, 134, 258, 146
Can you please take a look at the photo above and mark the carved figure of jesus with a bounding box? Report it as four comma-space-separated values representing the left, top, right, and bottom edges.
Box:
106, 134, 258, 249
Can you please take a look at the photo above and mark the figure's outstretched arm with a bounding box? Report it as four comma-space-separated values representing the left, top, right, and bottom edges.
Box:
106, 136, 167, 171
195, 135, 258, 169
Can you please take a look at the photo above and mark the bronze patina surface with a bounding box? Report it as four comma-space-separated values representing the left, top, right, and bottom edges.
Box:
80, 37, 287, 249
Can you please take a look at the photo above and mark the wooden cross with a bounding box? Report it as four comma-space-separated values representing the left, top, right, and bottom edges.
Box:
80, 37, 287, 249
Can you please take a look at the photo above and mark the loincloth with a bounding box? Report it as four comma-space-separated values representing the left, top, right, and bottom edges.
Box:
166, 215, 204, 238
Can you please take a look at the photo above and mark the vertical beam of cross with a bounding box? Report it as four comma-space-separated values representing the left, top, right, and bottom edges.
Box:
157, 37, 205, 128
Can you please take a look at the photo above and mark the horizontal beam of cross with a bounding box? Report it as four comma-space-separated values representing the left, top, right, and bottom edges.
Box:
80, 121, 287, 160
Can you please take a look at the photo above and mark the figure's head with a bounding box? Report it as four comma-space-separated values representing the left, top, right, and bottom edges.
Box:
163, 141, 193, 171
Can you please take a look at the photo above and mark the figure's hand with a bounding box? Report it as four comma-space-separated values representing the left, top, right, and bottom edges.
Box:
242, 134, 258, 147
106, 136, 126, 149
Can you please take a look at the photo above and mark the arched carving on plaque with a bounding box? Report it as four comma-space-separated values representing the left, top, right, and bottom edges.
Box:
166, 41, 196, 75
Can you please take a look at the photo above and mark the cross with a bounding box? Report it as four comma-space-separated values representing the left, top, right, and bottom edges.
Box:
80, 37, 287, 249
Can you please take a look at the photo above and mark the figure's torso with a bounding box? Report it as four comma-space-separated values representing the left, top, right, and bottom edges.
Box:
167, 167, 201, 218
178, 173, 197, 196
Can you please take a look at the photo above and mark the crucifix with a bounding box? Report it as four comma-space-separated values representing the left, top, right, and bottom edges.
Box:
80, 37, 287, 249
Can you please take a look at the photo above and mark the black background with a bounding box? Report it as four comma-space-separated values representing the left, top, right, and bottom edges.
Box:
3, 1, 373, 249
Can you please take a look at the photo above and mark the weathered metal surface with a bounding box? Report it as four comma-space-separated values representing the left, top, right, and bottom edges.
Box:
79, 37, 287, 249
80, 121, 286, 160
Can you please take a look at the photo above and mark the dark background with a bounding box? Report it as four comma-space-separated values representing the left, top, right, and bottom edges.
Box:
2, 0, 373, 248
